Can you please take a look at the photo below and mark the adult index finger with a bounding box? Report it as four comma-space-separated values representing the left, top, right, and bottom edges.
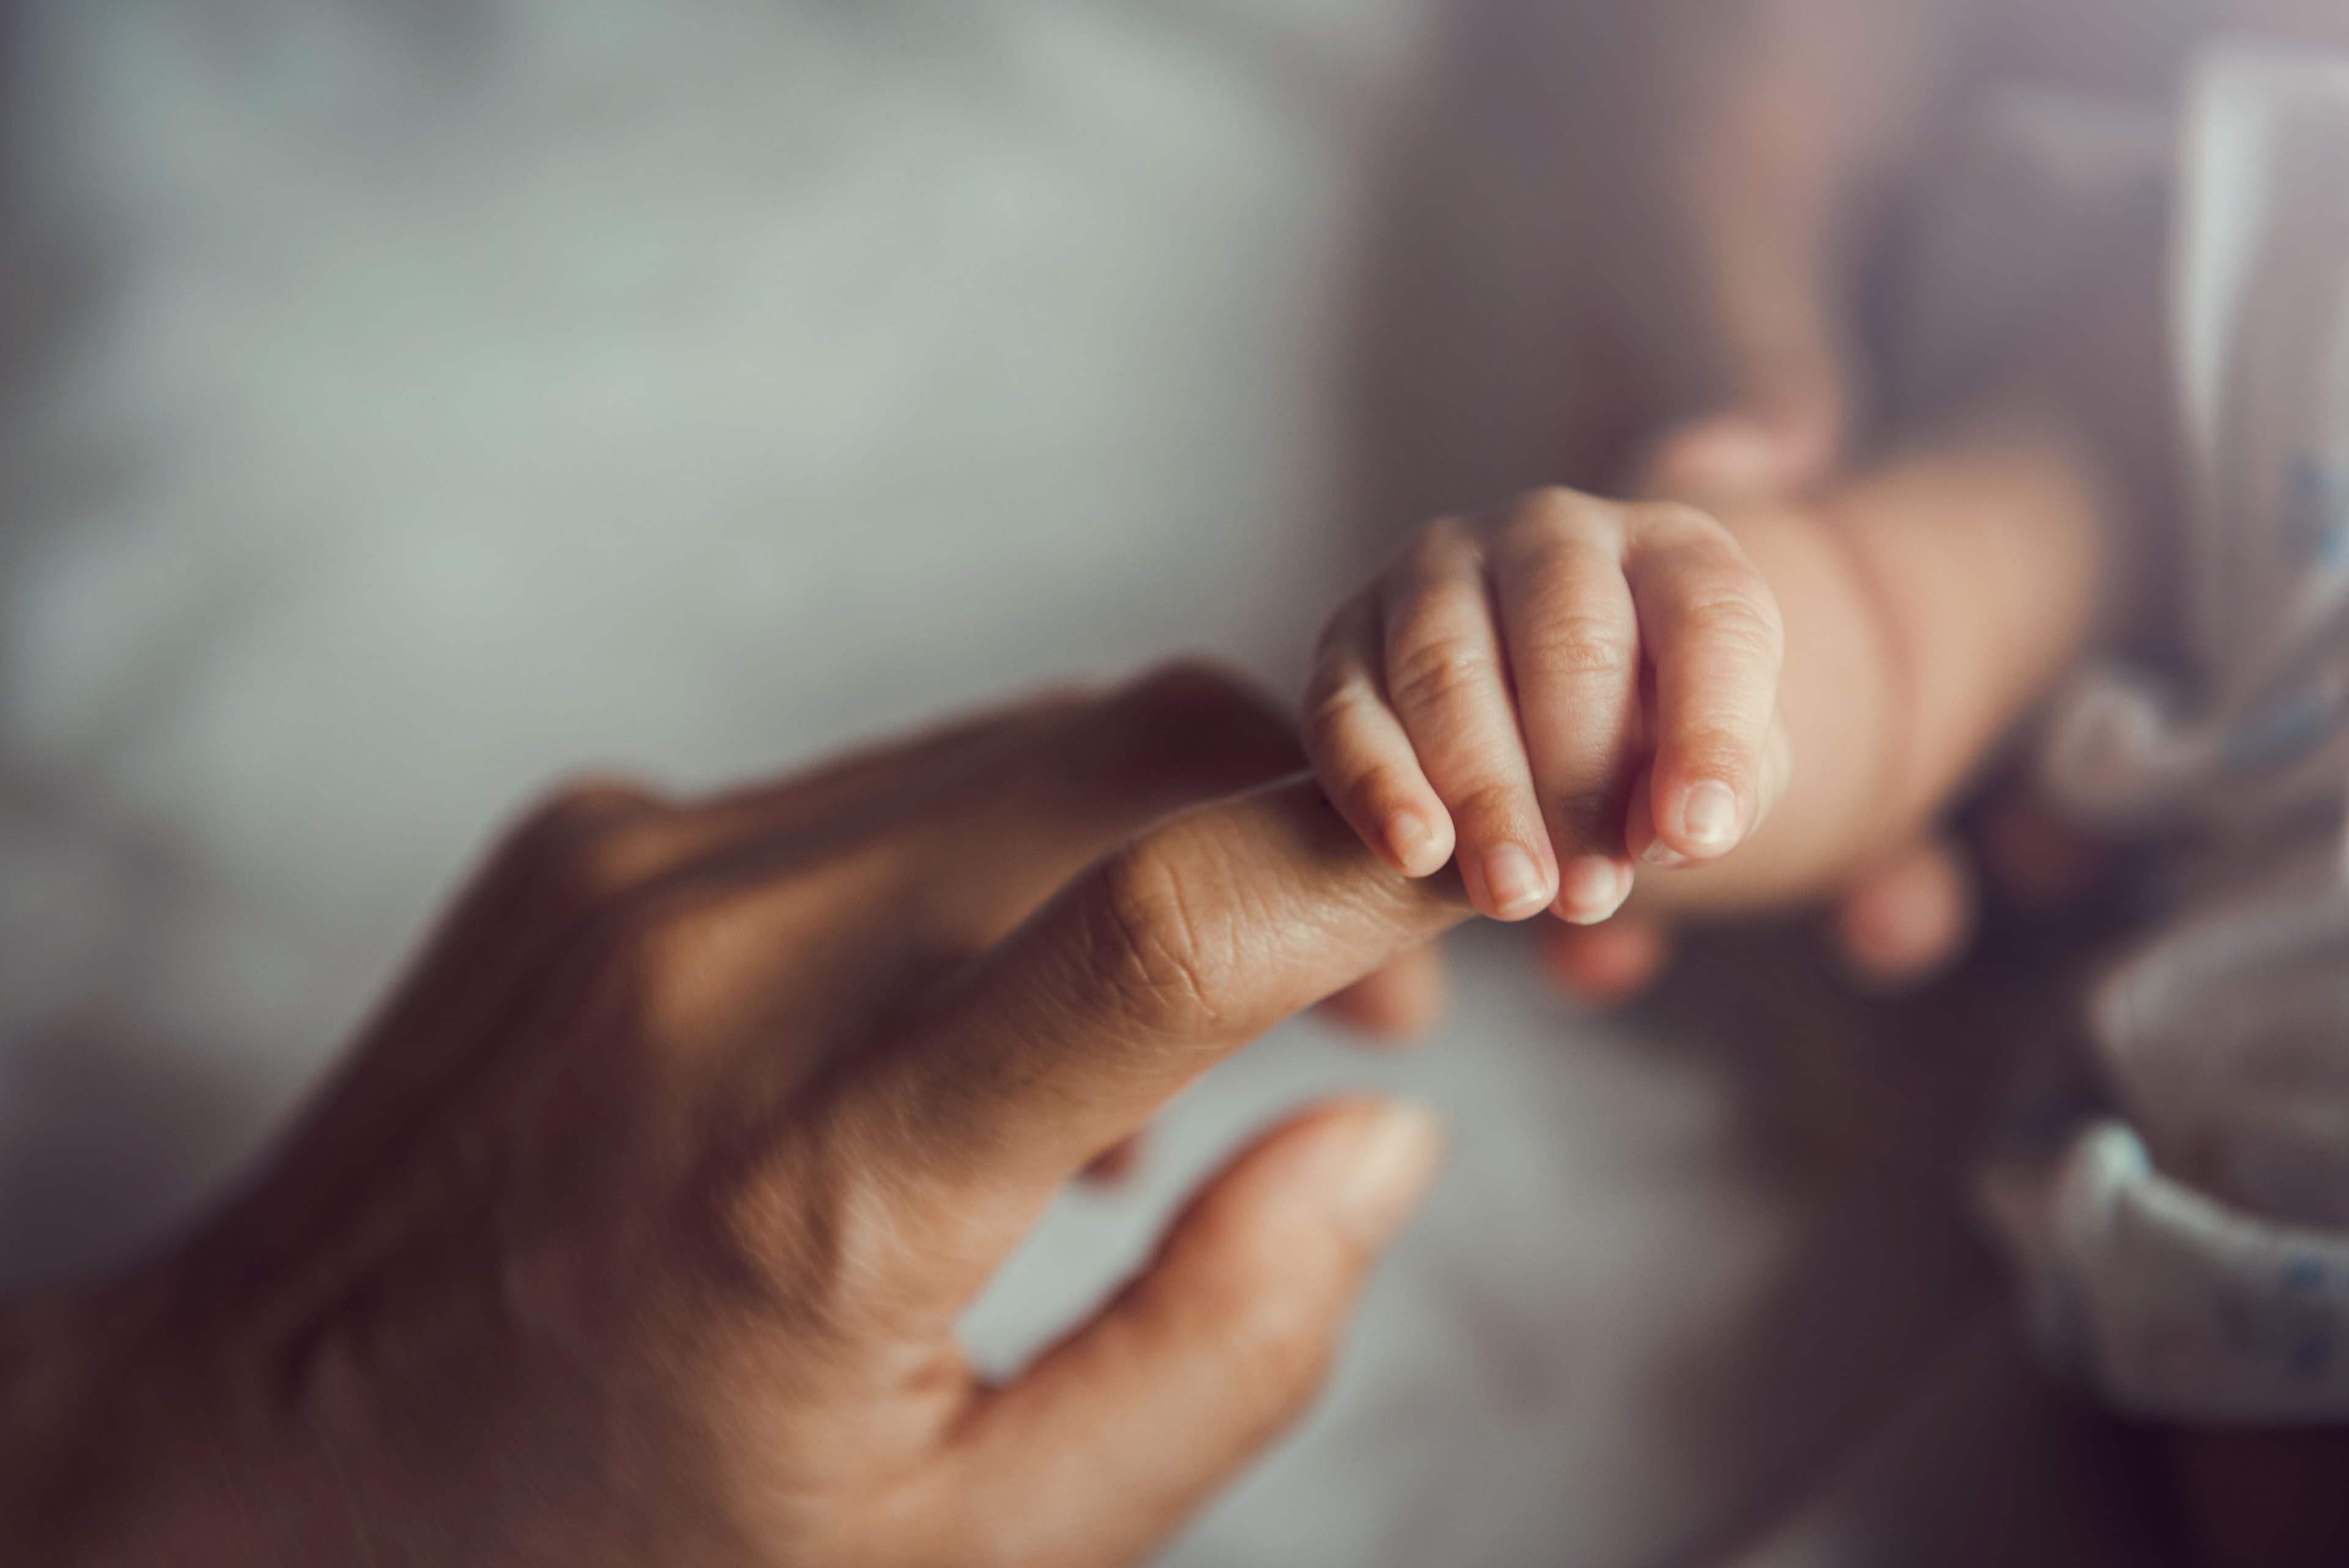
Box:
831, 773, 1471, 1304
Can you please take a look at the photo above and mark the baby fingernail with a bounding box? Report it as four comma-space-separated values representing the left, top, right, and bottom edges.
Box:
1559, 855, 1631, 924
1481, 844, 1551, 917
1680, 780, 1742, 850
1641, 840, 1688, 869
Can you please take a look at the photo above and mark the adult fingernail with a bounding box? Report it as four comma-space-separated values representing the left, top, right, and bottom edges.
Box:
1333, 1101, 1447, 1246
1557, 855, 1632, 924
1480, 844, 1551, 918
1680, 781, 1742, 851
1388, 810, 1443, 876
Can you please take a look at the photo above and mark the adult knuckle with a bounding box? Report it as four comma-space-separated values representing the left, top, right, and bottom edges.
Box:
514, 775, 662, 855
1085, 838, 1226, 1035
1122, 656, 1256, 718
573, 823, 685, 905
699, 1115, 855, 1320
696, 1099, 958, 1353
580, 891, 740, 1036
592, 898, 699, 990
507, 776, 677, 906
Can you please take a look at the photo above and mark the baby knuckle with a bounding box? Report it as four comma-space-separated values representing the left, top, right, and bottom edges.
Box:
1385, 632, 1494, 715
1308, 604, 1354, 664
1299, 693, 1405, 814
1300, 679, 1373, 756
1390, 516, 1477, 584
1517, 609, 1636, 682
1299, 671, 1346, 732
1453, 778, 1531, 832
1409, 512, 1474, 555
1686, 587, 1786, 663
1552, 784, 1623, 849
1341, 763, 1409, 820
1632, 499, 1728, 541
1515, 485, 1603, 530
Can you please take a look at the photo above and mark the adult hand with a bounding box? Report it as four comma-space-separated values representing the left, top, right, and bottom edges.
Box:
0, 664, 1468, 1568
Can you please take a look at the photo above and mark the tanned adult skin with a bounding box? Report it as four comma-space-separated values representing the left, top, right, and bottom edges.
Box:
0, 667, 1468, 1568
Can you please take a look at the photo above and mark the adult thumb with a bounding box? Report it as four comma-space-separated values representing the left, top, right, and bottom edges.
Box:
948, 1099, 1445, 1567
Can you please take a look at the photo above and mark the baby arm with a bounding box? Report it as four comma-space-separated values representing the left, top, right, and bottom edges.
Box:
1306, 383, 2117, 926
1305, 488, 1791, 924
1652, 390, 2114, 913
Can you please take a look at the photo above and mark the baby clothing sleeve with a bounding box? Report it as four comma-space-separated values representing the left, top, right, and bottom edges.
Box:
1984, 38, 2349, 1424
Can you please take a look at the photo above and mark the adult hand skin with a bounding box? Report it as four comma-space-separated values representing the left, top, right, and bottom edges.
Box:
0, 664, 1466, 1568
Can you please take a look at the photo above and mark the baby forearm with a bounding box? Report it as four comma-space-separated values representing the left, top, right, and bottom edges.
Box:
1638, 395, 2112, 912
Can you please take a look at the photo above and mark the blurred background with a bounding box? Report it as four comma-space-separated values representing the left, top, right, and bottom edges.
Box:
0, 1, 2329, 1562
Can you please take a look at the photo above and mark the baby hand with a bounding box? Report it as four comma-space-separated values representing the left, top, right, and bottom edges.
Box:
1305, 488, 1789, 923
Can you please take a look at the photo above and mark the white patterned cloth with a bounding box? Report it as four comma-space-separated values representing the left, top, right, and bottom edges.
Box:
1989, 38, 2349, 1424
